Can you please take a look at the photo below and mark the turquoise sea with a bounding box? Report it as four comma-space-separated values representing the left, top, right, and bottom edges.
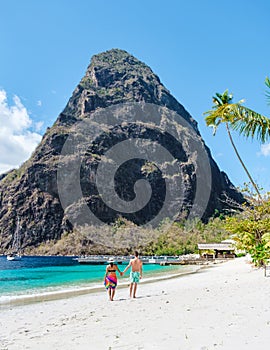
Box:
0, 256, 196, 306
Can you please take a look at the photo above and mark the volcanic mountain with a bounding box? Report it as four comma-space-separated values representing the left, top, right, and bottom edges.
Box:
0, 49, 244, 253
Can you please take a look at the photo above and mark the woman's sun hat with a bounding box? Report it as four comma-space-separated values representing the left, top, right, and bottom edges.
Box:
108, 257, 115, 263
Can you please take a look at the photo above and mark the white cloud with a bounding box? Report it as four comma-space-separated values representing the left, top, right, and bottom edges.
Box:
259, 143, 270, 157
37, 100, 42, 106
0, 89, 42, 174
35, 121, 44, 132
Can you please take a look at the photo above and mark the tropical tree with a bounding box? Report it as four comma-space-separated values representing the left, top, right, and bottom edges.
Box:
204, 89, 270, 202
225, 195, 270, 266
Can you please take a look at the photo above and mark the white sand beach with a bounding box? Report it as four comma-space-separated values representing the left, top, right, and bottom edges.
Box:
1, 257, 270, 350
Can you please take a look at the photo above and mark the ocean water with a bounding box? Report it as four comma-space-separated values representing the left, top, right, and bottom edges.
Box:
0, 255, 195, 306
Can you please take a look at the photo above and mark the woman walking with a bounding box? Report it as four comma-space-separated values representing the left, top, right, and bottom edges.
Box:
104, 257, 123, 301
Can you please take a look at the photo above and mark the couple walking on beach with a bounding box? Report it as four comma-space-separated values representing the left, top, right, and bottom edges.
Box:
104, 251, 143, 301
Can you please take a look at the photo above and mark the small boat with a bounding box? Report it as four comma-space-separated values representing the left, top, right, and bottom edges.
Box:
76, 256, 108, 265
7, 216, 22, 261
145, 256, 180, 264
7, 253, 21, 261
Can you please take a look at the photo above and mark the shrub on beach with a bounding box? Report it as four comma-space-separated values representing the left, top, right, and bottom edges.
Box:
225, 194, 270, 267
143, 217, 229, 256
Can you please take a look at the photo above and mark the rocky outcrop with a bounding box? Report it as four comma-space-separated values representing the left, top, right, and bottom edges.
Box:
0, 49, 244, 252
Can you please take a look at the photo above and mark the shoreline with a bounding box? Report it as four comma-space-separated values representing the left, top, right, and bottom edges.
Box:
2, 257, 269, 350
0, 263, 202, 309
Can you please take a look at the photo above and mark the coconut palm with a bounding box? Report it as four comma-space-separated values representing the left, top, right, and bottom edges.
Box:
204, 90, 270, 202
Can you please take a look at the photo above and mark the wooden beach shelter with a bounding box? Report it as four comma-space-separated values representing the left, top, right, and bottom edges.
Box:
197, 240, 235, 259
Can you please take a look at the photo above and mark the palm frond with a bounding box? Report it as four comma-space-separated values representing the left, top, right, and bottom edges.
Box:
204, 103, 240, 127
229, 104, 270, 143
265, 77, 270, 106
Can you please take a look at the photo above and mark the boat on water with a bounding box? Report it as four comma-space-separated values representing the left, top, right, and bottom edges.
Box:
146, 256, 180, 264
7, 253, 21, 261
7, 217, 22, 261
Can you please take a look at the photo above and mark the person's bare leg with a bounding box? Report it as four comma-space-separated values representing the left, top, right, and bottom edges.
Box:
108, 289, 112, 301
111, 289, 115, 301
133, 283, 137, 298
129, 283, 133, 298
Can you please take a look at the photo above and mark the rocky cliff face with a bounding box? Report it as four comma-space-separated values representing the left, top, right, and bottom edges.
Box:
0, 49, 244, 252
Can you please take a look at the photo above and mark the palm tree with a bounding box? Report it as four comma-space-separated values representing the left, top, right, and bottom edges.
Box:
204, 90, 270, 202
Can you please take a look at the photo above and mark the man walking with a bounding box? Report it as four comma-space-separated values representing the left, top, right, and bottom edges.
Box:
123, 251, 143, 298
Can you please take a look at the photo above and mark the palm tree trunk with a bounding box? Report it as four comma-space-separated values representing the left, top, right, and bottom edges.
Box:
225, 123, 262, 202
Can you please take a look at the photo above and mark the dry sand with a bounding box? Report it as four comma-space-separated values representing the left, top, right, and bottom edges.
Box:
1, 257, 270, 350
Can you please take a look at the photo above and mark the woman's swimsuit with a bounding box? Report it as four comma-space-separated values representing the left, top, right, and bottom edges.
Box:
104, 267, 117, 289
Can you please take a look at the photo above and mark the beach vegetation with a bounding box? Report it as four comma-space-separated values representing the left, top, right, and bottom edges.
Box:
23, 216, 232, 257
143, 217, 229, 256
225, 192, 270, 266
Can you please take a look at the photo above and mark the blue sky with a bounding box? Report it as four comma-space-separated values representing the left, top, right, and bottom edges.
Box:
1, 0, 270, 192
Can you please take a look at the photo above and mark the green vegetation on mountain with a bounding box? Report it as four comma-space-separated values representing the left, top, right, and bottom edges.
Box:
0, 49, 245, 254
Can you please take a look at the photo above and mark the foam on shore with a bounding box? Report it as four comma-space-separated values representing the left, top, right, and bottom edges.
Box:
0, 264, 200, 308
3, 258, 270, 350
